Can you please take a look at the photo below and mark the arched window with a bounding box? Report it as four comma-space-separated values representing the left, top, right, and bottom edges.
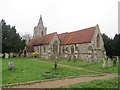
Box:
53, 41, 58, 53
41, 31, 44, 36
71, 46, 74, 53
66, 47, 68, 51
97, 34, 100, 48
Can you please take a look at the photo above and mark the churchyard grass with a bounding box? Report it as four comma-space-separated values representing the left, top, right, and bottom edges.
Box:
2, 58, 101, 85
36, 58, 118, 73
59, 77, 118, 88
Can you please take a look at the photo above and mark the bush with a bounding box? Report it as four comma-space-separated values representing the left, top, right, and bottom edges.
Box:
32, 52, 39, 57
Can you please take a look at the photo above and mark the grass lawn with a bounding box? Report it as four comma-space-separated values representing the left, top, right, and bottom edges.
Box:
36, 58, 118, 73
2, 58, 101, 85
59, 77, 118, 88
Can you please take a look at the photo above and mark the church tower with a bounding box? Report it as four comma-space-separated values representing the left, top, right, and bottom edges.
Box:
33, 15, 47, 38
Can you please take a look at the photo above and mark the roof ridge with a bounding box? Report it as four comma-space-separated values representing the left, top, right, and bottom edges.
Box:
67, 26, 96, 34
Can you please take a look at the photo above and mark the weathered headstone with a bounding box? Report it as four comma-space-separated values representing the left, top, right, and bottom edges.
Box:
8, 61, 15, 70
0, 53, 3, 58
10, 53, 13, 58
117, 56, 119, 62
73, 56, 77, 62
89, 58, 92, 64
86, 56, 89, 64
5, 53, 9, 59
98, 58, 102, 63
75, 50, 78, 59
102, 60, 106, 68
94, 55, 97, 64
113, 57, 117, 67
68, 55, 71, 61
84, 59, 86, 65
55, 56, 58, 59
108, 58, 112, 67
65, 51, 68, 59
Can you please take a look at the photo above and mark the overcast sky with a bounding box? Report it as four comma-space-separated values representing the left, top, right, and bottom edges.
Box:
0, 0, 119, 38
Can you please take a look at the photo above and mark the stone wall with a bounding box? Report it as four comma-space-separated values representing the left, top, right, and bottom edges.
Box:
60, 43, 91, 60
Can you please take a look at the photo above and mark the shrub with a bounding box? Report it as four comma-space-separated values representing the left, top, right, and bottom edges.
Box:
32, 52, 39, 57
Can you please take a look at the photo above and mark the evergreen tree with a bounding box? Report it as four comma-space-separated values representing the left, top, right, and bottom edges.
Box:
113, 34, 120, 56
102, 33, 120, 57
102, 34, 113, 57
1, 19, 26, 55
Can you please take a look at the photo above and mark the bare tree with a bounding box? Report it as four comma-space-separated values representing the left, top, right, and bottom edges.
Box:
22, 33, 32, 44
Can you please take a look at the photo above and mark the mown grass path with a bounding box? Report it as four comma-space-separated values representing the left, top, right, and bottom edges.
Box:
10, 58, 118, 88
31, 59, 106, 74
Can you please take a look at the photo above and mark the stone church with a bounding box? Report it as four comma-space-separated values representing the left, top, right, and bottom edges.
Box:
26, 15, 106, 60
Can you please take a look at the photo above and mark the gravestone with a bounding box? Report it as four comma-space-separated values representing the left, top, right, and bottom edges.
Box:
0, 53, 3, 58
94, 55, 97, 64
65, 54, 68, 59
73, 56, 77, 62
5, 53, 9, 58
75, 50, 78, 59
88, 55, 92, 64
86, 56, 89, 64
10, 53, 13, 58
108, 58, 112, 67
113, 57, 117, 67
117, 56, 119, 62
98, 58, 102, 63
65, 51, 68, 59
8, 61, 15, 70
89, 58, 92, 64
55, 56, 58, 59
102, 60, 106, 68
68, 55, 71, 61
84, 56, 88, 65
84, 59, 86, 65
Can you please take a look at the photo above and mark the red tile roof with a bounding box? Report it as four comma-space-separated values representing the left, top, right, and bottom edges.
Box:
27, 26, 96, 51
28, 32, 56, 46
61, 26, 96, 45
58, 32, 68, 42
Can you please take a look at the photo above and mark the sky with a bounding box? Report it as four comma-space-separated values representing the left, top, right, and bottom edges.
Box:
0, 0, 119, 38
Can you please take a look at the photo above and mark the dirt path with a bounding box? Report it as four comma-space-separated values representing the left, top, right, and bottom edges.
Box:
12, 73, 117, 88
6, 59, 118, 88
